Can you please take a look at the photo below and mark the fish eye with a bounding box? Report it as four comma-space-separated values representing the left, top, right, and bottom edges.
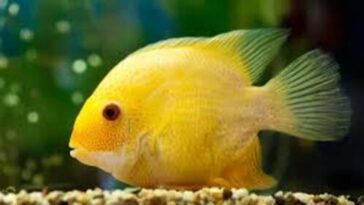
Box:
103, 103, 121, 121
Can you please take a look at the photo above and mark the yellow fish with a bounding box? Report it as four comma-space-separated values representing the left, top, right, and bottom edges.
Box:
69, 29, 351, 189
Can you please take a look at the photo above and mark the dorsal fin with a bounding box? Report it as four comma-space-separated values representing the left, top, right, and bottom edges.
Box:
209, 29, 288, 83
131, 29, 288, 84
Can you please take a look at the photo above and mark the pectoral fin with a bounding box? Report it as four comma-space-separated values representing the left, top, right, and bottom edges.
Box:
210, 136, 276, 189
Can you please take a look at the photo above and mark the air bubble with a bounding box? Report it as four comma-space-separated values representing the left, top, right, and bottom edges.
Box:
0, 55, 8, 69
8, 2, 19, 16
55, 20, 71, 34
87, 54, 103, 67
27, 111, 39, 123
72, 59, 87, 74
3, 93, 19, 107
19, 28, 34, 42
32, 174, 44, 186
71, 91, 84, 105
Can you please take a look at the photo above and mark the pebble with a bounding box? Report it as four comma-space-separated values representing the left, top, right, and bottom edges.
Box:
0, 188, 358, 205
358, 196, 364, 205
222, 188, 232, 200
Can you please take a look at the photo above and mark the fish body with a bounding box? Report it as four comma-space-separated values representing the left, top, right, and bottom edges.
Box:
69, 29, 351, 189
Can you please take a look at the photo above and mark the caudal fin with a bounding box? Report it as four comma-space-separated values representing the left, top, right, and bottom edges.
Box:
265, 50, 351, 141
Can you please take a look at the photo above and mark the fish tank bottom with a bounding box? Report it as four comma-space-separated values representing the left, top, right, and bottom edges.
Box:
0, 188, 359, 205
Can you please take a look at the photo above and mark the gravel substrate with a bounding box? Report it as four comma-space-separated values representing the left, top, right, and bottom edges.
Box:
0, 188, 360, 205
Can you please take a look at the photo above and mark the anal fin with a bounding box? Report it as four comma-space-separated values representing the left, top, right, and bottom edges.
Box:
210, 136, 276, 189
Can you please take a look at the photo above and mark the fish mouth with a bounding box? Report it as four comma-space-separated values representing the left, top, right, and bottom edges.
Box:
69, 147, 82, 158
70, 149, 78, 158
69, 139, 83, 158
69, 142, 76, 157
69, 140, 87, 159
69, 146, 98, 167
69, 143, 86, 158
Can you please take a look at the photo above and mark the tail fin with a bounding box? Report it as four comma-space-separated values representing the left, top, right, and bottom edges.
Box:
265, 50, 351, 141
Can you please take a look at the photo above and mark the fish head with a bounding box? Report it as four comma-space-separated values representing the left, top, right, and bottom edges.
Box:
69, 74, 148, 180
68, 47, 189, 184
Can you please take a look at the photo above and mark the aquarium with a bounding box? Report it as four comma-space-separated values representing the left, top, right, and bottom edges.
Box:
0, 0, 363, 204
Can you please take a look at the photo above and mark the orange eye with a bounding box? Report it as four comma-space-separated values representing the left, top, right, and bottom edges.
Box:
103, 103, 120, 121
